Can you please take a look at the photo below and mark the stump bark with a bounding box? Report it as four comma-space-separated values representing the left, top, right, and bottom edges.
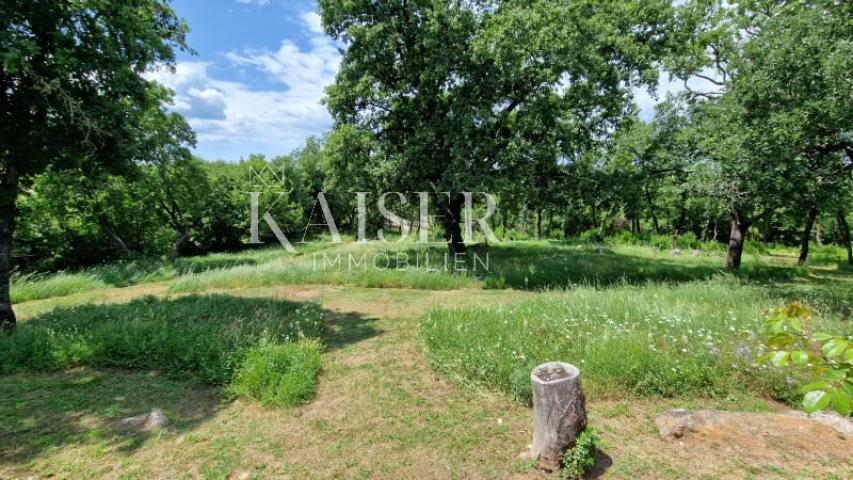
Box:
529, 362, 587, 470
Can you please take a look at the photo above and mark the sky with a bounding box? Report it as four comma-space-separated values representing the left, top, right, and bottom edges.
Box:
150, 0, 706, 162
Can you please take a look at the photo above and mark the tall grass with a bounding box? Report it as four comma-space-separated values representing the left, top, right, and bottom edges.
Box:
11, 272, 109, 303
10, 247, 299, 303
170, 244, 481, 293
0, 295, 325, 405
421, 277, 851, 404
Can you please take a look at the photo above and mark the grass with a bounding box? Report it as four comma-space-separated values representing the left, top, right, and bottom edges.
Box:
4, 240, 853, 478
10, 246, 304, 303
15, 237, 843, 302
421, 276, 852, 404
169, 243, 481, 293
0, 294, 324, 405
228, 339, 323, 407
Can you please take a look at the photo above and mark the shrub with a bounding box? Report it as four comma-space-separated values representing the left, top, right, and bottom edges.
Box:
561, 428, 598, 479
757, 303, 852, 416
579, 229, 604, 243
228, 340, 323, 407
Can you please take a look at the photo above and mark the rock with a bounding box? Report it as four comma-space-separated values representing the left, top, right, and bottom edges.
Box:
670, 248, 682, 256
787, 410, 853, 436
115, 408, 170, 432
654, 409, 853, 441
654, 409, 716, 440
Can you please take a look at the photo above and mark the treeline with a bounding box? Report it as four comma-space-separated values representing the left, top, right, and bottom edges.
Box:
15, 123, 852, 274
13, 141, 329, 272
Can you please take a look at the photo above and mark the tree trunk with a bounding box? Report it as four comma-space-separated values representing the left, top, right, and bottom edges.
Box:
798, 206, 817, 266
170, 228, 190, 262
442, 195, 466, 254
836, 210, 852, 265
0, 164, 18, 334
98, 216, 131, 256
535, 209, 542, 240
528, 362, 587, 471
725, 209, 750, 270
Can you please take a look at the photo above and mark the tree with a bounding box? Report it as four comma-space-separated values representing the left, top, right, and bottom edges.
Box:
320, 0, 677, 253
676, 0, 853, 268
0, 1, 189, 333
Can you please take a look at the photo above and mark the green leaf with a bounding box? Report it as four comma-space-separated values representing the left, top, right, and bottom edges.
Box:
812, 332, 834, 342
802, 390, 830, 413
822, 339, 848, 358
788, 317, 802, 333
766, 333, 795, 349
825, 369, 847, 382
800, 382, 831, 394
830, 388, 852, 417
790, 351, 809, 365
770, 351, 790, 367
845, 348, 853, 365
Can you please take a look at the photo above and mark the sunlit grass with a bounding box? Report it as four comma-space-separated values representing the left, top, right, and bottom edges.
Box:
421, 276, 852, 404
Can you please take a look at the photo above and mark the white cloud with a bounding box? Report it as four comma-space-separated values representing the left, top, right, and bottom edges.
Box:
236, 0, 270, 5
301, 12, 324, 34
146, 23, 342, 160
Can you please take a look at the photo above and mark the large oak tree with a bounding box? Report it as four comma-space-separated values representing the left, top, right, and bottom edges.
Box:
319, 0, 678, 253
0, 0, 189, 333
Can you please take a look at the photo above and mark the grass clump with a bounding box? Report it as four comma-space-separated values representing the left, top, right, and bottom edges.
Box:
0, 295, 324, 401
422, 278, 849, 402
11, 272, 109, 303
228, 340, 323, 407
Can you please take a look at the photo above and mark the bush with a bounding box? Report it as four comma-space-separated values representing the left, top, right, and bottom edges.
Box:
561, 428, 598, 479
757, 303, 852, 416
228, 340, 323, 407
579, 229, 604, 243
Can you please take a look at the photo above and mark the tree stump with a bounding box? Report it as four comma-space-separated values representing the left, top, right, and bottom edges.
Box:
528, 362, 587, 470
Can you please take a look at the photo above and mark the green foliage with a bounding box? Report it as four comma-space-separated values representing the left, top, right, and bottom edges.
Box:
0, 295, 324, 388
561, 428, 598, 480
228, 340, 323, 407
757, 303, 852, 416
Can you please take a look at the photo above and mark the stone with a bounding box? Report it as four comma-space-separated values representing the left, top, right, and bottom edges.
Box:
115, 408, 170, 432
654, 409, 853, 441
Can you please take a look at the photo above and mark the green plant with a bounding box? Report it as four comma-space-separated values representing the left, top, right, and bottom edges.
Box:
758, 303, 852, 416
561, 428, 598, 479
228, 340, 323, 407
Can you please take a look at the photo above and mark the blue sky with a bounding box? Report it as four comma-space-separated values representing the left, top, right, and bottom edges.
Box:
147, 0, 339, 161
151, 0, 710, 162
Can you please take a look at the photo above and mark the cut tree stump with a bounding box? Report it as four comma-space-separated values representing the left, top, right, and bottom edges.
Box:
527, 362, 587, 470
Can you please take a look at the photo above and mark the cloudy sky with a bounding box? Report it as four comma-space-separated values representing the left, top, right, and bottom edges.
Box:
151, 0, 697, 162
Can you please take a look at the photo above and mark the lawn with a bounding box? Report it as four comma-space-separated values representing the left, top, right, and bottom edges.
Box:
2, 240, 851, 479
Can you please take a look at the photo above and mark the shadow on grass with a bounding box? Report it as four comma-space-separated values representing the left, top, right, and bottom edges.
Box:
471, 243, 823, 290
0, 294, 380, 466
323, 311, 383, 351
585, 448, 614, 479
0, 369, 220, 465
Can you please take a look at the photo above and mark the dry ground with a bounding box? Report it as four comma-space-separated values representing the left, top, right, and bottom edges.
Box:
1, 284, 850, 479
